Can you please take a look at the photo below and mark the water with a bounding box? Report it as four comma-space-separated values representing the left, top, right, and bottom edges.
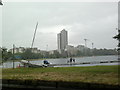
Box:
1, 55, 119, 68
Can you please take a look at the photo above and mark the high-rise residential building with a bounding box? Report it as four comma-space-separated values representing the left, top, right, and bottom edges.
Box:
57, 29, 68, 53
57, 33, 61, 53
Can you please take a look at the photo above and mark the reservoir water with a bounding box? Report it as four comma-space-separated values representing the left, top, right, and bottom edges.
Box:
1, 55, 119, 68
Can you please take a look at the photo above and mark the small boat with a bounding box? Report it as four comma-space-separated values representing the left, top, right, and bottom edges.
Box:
20, 60, 47, 68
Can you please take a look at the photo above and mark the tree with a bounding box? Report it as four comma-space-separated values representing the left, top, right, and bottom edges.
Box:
1, 47, 13, 60
113, 29, 120, 60
113, 29, 120, 47
2, 48, 8, 60
21, 49, 33, 59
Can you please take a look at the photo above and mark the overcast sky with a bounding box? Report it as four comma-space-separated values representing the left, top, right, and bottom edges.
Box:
1, 1, 118, 50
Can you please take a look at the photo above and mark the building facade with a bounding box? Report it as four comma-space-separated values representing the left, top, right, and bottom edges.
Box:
57, 33, 61, 53
9, 47, 25, 54
57, 29, 68, 53
66, 45, 78, 56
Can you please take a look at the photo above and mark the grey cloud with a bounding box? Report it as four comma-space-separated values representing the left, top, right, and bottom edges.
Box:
2, 2, 118, 50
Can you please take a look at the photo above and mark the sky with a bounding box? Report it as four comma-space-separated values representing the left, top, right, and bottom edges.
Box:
1, 1, 119, 50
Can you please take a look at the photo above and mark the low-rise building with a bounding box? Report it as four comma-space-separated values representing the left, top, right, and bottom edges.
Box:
49, 50, 58, 55
66, 45, 78, 56
9, 47, 25, 54
31, 48, 38, 53
76, 45, 85, 53
18, 47, 25, 53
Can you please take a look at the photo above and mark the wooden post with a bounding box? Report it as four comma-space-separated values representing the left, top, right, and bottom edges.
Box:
118, 29, 120, 60
92, 43, 94, 56
13, 44, 15, 69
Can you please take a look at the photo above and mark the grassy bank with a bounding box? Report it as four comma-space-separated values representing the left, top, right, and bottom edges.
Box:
2, 65, 119, 86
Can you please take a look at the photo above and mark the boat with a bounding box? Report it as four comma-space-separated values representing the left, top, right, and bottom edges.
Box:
20, 60, 47, 68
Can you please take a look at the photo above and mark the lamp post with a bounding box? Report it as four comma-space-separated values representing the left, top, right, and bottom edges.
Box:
46, 44, 48, 59
113, 28, 120, 60
92, 43, 94, 49
117, 29, 120, 60
13, 44, 15, 69
84, 39, 88, 47
84, 39, 88, 56
92, 42, 94, 56
116, 28, 120, 60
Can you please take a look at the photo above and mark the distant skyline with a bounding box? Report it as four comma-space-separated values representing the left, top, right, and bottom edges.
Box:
1, 1, 118, 50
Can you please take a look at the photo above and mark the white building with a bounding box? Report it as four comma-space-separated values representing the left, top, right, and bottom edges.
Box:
57, 29, 68, 53
49, 50, 58, 55
9, 47, 25, 54
31, 48, 38, 53
18, 47, 25, 53
49, 50, 55, 55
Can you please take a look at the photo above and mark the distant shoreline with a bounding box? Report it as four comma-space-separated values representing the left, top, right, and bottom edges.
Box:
1, 55, 118, 64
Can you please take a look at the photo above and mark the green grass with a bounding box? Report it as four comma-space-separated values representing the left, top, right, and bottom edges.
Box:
2, 65, 119, 85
